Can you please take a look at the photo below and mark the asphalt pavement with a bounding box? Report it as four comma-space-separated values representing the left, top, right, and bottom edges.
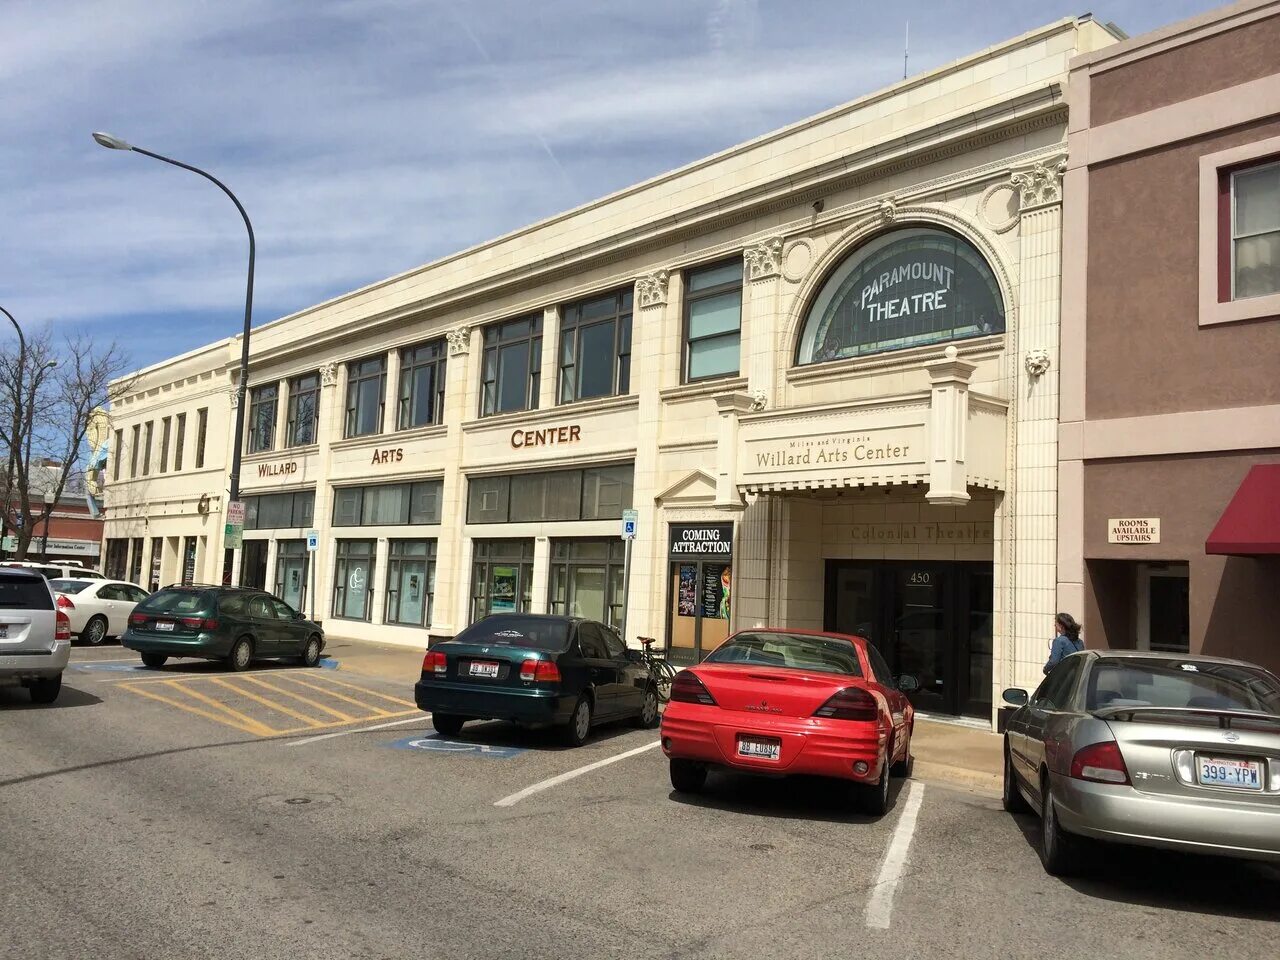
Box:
1, 645, 1275, 960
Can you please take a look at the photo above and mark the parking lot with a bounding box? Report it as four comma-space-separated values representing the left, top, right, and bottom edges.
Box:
2, 645, 1277, 960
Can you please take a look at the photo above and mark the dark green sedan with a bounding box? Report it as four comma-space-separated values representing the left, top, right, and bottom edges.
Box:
122, 585, 325, 671
414, 614, 659, 746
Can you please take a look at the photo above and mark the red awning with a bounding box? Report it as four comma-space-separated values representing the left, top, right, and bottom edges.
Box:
1205, 465, 1280, 556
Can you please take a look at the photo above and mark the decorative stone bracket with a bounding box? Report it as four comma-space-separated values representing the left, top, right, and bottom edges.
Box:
446, 326, 471, 356
635, 270, 669, 309
923, 345, 976, 507
320, 361, 339, 387
744, 238, 784, 282
1024, 348, 1051, 379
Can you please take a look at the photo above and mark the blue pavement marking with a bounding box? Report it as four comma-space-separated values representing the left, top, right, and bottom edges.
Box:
319, 657, 339, 669
386, 734, 525, 758
72, 661, 149, 673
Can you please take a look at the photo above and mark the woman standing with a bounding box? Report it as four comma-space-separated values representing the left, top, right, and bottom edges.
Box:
1043, 612, 1084, 674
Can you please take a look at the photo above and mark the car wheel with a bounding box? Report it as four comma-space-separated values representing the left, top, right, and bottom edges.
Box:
299, 636, 322, 668
81, 615, 108, 647
562, 695, 592, 747
633, 685, 659, 729
1002, 740, 1030, 814
140, 652, 168, 669
857, 758, 892, 816
432, 713, 465, 737
228, 638, 253, 672
890, 733, 913, 778
28, 674, 61, 704
1039, 773, 1084, 876
669, 758, 707, 794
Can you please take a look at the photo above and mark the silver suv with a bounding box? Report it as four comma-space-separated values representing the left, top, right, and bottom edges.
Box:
0, 567, 71, 703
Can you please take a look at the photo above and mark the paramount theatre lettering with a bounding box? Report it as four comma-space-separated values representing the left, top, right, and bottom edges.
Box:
860, 261, 954, 324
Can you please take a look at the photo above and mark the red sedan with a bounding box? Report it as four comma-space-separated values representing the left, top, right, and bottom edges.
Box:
660, 628, 915, 815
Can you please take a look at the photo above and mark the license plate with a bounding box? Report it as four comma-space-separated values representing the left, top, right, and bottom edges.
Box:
469, 660, 499, 678
737, 737, 781, 760
155, 621, 175, 632
1196, 756, 1263, 790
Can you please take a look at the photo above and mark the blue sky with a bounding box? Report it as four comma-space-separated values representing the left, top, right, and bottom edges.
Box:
2, 0, 1223, 373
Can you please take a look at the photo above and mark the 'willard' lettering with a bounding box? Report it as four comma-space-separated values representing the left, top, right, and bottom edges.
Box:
257, 462, 298, 478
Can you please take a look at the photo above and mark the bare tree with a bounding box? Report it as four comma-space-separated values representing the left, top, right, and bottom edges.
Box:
0, 329, 134, 560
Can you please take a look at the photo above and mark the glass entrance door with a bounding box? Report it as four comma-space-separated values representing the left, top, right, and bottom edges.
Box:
893, 564, 950, 714
241, 540, 269, 590
275, 540, 308, 612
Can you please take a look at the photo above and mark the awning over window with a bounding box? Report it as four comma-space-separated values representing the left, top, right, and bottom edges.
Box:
1205, 465, 1280, 556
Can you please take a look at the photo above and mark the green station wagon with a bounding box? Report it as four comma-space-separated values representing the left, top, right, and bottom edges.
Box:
122, 585, 325, 671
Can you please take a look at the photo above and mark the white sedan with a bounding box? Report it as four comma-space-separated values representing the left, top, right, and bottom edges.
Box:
48, 578, 152, 645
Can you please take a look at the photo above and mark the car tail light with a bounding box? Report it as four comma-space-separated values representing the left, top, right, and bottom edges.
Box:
1070, 741, 1130, 785
129, 613, 147, 626
55, 611, 71, 641
56, 595, 75, 611
813, 687, 880, 721
519, 658, 561, 683
181, 617, 218, 630
422, 650, 447, 676
670, 671, 717, 705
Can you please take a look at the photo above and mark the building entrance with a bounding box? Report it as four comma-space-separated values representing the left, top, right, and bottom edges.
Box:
825, 560, 992, 718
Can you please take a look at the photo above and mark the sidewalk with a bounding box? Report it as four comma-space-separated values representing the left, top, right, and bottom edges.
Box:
322, 634, 1004, 795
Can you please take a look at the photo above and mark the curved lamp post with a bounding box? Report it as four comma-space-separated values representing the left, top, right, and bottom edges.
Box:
93, 132, 254, 585
0, 305, 25, 558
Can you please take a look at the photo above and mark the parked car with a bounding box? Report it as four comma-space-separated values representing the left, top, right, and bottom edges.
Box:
1002, 650, 1280, 875
0, 567, 72, 703
1, 560, 105, 580
660, 628, 916, 815
121, 584, 325, 671
413, 613, 659, 746
48, 578, 151, 646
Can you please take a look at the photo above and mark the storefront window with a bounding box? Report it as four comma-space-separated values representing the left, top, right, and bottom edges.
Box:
244, 490, 314, 530
549, 539, 626, 627
466, 464, 633, 524
796, 227, 1005, 365
398, 340, 447, 429
558, 288, 632, 403
470, 539, 534, 622
480, 315, 542, 416
345, 355, 387, 438
129, 537, 144, 585
105, 539, 129, 580
247, 383, 278, 453
333, 539, 375, 621
385, 539, 436, 627
331, 480, 442, 527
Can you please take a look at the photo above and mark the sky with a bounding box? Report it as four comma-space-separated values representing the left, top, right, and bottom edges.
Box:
1, 0, 1228, 373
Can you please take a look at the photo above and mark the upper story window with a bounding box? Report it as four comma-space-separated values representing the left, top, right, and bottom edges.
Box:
247, 384, 278, 453
141, 421, 153, 477
466, 463, 633, 524
244, 490, 315, 530
345, 356, 387, 438
1228, 160, 1280, 301
796, 227, 1004, 365
195, 408, 208, 469
331, 480, 443, 527
286, 373, 320, 447
112, 429, 123, 481
684, 260, 743, 382
174, 414, 186, 471
559, 289, 632, 403
481, 315, 541, 417
159, 417, 171, 473
398, 340, 447, 430
130, 425, 140, 477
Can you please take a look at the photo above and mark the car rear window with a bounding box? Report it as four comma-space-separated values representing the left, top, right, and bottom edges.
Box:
138, 589, 215, 615
1087, 658, 1280, 715
49, 579, 92, 595
704, 632, 863, 676
0, 575, 53, 609
454, 616, 570, 652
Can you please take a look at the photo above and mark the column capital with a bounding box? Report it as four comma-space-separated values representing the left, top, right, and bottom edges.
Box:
320, 361, 339, 387
1010, 154, 1067, 211
923, 345, 977, 384
635, 270, 669, 309
446, 325, 471, 356
743, 237, 784, 282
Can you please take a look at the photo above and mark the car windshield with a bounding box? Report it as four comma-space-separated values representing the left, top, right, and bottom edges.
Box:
454, 616, 571, 652
704, 632, 863, 676
0, 576, 53, 609
138, 589, 215, 616
1087, 657, 1280, 715
49, 579, 92, 594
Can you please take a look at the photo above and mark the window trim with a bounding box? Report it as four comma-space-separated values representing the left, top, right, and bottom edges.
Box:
480, 314, 543, 418
397, 339, 448, 430
682, 257, 744, 384
1198, 135, 1280, 326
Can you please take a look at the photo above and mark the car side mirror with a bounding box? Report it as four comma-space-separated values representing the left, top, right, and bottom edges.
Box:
294, 611, 305, 620
1002, 687, 1029, 707
896, 674, 919, 693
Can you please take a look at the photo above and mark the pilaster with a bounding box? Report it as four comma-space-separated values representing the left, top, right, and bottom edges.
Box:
438, 325, 475, 637
742, 238, 784, 407
923, 346, 977, 506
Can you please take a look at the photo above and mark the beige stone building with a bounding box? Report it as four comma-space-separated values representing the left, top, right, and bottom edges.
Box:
104, 16, 1119, 724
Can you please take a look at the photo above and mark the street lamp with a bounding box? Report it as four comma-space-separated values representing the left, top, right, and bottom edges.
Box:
41, 488, 54, 562
1, 305, 26, 559
93, 131, 254, 585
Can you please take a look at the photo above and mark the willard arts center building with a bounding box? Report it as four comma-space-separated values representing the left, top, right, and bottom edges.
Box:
102, 17, 1121, 723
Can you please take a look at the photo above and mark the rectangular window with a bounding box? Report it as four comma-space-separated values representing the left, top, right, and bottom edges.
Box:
141, 422, 154, 477
195, 408, 208, 469
1230, 160, 1280, 301
113, 429, 123, 481
345, 356, 387, 438
332, 539, 375, 621
159, 417, 171, 474
174, 414, 186, 471
247, 383, 278, 453
548, 538, 627, 628
286, 372, 320, 447
480, 315, 542, 416
385, 539, 437, 627
470, 539, 535, 622
243, 490, 315, 530
465, 464, 633, 524
398, 340, 447, 430
331, 480, 443, 527
130, 425, 140, 477
558, 289, 632, 404
684, 259, 743, 382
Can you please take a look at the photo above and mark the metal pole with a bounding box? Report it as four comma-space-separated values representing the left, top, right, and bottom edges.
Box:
41, 504, 51, 562
0, 306, 25, 560
619, 536, 633, 644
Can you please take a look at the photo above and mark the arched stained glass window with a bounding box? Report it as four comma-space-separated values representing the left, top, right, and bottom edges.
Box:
796, 227, 1005, 365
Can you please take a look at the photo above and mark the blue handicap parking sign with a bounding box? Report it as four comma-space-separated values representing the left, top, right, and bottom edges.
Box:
386, 734, 524, 759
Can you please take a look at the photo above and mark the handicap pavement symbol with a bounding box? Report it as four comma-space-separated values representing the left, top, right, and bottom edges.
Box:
386, 734, 524, 758
72, 661, 150, 673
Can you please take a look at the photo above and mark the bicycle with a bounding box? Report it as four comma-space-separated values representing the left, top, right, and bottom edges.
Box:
636, 636, 678, 703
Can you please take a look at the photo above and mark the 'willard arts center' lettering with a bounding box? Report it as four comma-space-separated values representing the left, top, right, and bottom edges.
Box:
755, 442, 910, 468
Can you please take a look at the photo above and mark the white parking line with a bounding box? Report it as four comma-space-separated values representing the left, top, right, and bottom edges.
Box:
494, 739, 661, 807
286, 714, 428, 747
864, 781, 925, 930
